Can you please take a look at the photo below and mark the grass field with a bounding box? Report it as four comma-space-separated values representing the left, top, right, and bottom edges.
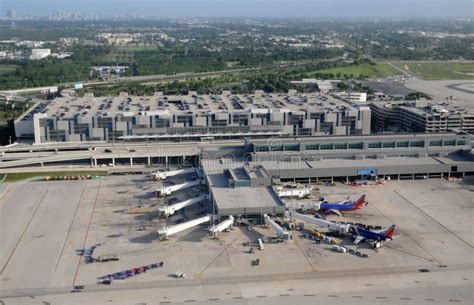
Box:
0, 64, 17, 75
311, 62, 401, 79
3, 170, 108, 183
394, 61, 474, 80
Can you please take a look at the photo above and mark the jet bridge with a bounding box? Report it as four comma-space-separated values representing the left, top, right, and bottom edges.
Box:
158, 195, 207, 217
152, 168, 196, 181
263, 214, 292, 240
236, 217, 253, 230
285, 201, 321, 212
289, 211, 350, 234
157, 215, 211, 240
156, 180, 201, 197
275, 184, 313, 199
209, 216, 234, 238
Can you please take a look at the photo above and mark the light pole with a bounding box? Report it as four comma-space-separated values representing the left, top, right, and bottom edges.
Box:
24, 78, 28, 88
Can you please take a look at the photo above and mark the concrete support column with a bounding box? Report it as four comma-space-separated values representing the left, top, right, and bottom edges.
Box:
412, 173, 415, 180
165, 156, 169, 167
147, 156, 151, 166
130, 158, 133, 167
426, 173, 429, 180
398, 174, 400, 180
40, 162, 44, 167
346, 176, 349, 183
94, 158, 98, 167
448, 172, 451, 179
112, 158, 115, 166
90, 157, 94, 167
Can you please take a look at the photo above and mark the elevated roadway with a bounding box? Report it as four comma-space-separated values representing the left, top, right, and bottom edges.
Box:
0, 140, 244, 169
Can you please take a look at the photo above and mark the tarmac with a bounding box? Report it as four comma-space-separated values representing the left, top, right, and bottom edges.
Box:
0, 175, 473, 304
404, 78, 474, 106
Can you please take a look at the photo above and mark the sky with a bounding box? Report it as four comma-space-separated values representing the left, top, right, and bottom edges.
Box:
2, 0, 473, 18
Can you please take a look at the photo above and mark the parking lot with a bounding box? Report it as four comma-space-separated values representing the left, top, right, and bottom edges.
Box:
0, 175, 472, 304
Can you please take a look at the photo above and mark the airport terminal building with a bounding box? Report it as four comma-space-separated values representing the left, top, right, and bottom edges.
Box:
242, 132, 474, 182
14, 92, 371, 144
196, 132, 474, 218
203, 164, 286, 217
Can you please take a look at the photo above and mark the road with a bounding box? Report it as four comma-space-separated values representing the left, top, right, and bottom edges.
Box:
0, 140, 246, 168
0, 139, 244, 153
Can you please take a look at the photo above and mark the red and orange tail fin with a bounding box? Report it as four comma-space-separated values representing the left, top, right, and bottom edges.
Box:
353, 195, 366, 210
384, 225, 396, 238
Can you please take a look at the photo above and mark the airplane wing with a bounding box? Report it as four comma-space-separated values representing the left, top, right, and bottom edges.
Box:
336, 196, 351, 205
353, 235, 366, 245
327, 209, 343, 216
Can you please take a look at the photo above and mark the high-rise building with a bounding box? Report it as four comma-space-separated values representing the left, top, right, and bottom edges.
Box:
6, 9, 17, 19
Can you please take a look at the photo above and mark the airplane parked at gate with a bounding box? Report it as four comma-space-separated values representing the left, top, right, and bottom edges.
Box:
349, 224, 397, 248
319, 194, 368, 216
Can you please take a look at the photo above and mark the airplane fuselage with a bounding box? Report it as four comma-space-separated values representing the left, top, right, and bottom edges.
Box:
320, 202, 358, 212
318, 195, 366, 214
349, 226, 390, 242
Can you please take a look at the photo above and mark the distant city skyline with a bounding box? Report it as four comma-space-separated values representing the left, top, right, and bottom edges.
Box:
1, 0, 473, 18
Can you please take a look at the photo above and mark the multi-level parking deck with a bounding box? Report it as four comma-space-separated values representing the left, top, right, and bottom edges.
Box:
14, 92, 371, 143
